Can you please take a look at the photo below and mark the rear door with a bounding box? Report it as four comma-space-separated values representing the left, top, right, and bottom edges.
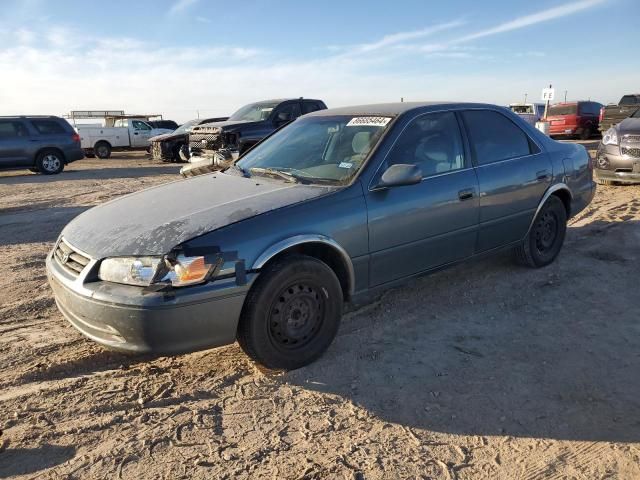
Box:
0, 120, 32, 167
366, 110, 480, 286
460, 109, 552, 252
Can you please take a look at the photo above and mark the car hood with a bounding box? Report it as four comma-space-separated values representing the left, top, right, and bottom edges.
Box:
193, 119, 260, 132
617, 117, 640, 134
150, 132, 185, 142
61, 173, 334, 259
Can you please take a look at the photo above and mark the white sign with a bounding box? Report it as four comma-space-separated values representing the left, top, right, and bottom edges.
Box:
346, 116, 392, 127
541, 88, 555, 101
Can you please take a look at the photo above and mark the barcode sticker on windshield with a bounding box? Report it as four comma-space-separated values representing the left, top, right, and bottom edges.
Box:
338, 162, 353, 169
347, 116, 391, 127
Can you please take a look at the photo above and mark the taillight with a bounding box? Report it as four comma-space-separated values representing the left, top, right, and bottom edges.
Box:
599, 107, 604, 123
71, 133, 81, 143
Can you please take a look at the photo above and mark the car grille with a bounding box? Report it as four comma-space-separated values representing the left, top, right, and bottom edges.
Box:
189, 132, 222, 152
621, 147, 640, 158
53, 238, 91, 277
623, 135, 640, 143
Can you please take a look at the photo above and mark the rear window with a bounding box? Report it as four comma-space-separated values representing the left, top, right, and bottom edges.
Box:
548, 104, 577, 116
620, 95, 640, 106
30, 119, 67, 134
302, 102, 323, 114
462, 110, 531, 165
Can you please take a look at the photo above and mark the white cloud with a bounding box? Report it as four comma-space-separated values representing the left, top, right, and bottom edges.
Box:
169, 0, 200, 15
453, 0, 607, 43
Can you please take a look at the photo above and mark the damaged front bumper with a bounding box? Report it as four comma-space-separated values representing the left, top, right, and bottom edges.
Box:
46, 247, 254, 354
180, 149, 239, 178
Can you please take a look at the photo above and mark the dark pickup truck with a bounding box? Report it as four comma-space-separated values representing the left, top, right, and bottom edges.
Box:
599, 94, 640, 133
181, 98, 327, 177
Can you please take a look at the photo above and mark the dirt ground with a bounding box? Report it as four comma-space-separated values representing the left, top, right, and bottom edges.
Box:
0, 148, 639, 480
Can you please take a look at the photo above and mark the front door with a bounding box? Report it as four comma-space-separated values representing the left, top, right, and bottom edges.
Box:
131, 120, 153, 147
460, 109, 552, 252
0, 120, 31, 167
366, 111, 480, 287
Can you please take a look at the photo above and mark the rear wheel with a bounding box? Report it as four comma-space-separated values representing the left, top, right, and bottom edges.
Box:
580, 126, 592, 140
35, 150, 65, 175
515, 196, 567, 268
237, 255, 343, 370
94, 142, 111, 159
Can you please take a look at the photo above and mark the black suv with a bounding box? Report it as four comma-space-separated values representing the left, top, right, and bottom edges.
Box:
181, 98, 327, 176
0, 116, 84, 174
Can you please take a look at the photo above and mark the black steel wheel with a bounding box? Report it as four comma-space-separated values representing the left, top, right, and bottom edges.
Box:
515, 195, 567, 268
237, 254, 343, 370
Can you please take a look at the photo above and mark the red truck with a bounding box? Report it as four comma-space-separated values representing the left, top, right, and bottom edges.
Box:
547, 100, 603, 140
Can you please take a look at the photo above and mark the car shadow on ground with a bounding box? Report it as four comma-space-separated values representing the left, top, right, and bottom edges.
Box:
285, 220, 640, 444
0, 165, 181, 185
0, 444, 75, 478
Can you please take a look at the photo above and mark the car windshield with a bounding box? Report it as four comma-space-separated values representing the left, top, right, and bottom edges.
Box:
229, 101, 281, 122
620, 95, 640, 106
235, 115, 393, 185
173, 119, 199, 134
548, 104, 577, 116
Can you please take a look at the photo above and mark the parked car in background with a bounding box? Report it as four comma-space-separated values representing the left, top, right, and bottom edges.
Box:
508, 103, 545, 126
148, 119, 179, 131
599, 94, 640, 133
547, 101, 603, 140
0, 116, 84, 174
78, 119, 173, 159
595, 109, 640, 185
150, 117, 228, 162
181, 98, 327, 177
47, 102, 594, 370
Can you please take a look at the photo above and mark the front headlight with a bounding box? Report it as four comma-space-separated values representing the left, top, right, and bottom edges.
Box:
602, 127, 618, 146
98, 254, 219, 287
160, 254, 218, 287
98, 257, 163, 286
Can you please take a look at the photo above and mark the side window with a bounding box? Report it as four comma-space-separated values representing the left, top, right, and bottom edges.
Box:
132, 120, 151, 131
30, 119, 66, 134
387, 112, 465, 178
462, 110, 531, 165
302, 101, 322, 114
274, 103, 302, 123
0, 120, 28, 139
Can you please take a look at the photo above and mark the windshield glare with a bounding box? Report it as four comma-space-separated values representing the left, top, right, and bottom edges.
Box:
236, 115, 392, 185
229, 102, 280, 122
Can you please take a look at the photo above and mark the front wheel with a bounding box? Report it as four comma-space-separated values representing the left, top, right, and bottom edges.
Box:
237, 255, 343, 370
580, 126, 592, 141
515, 195, 567, 268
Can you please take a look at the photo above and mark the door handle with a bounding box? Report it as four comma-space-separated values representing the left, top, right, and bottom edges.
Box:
536, 170, 550, 180
134, 132, 139, 135
458, 189, 474, 201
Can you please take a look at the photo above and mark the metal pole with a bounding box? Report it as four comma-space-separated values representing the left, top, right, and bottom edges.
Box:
564, 90, 567, 102
524, 93, 528, 103
543, 83, 552, 120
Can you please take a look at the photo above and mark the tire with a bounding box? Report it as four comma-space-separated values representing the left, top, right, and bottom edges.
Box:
35, 149, 65, 175
94, 142, 111, 159
515, 196, 567, 268
172, 144, 183, 163
237, 254, 343, 370
580, 126, 591, 141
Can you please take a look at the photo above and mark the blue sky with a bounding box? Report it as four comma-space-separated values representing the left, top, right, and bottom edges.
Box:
0, 0, 638, 122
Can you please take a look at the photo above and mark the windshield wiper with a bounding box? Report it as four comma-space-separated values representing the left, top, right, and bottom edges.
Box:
249, 167, 305, 183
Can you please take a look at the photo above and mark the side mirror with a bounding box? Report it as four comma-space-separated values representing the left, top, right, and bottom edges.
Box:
375, 164, 422, 189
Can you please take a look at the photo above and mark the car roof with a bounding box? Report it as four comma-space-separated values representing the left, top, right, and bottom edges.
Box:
306, 102, 499, 117
249, 98, 323, 104
0, 115, 63, 119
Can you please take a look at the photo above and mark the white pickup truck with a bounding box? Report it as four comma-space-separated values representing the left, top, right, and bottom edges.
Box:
78, 119, 173, 159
